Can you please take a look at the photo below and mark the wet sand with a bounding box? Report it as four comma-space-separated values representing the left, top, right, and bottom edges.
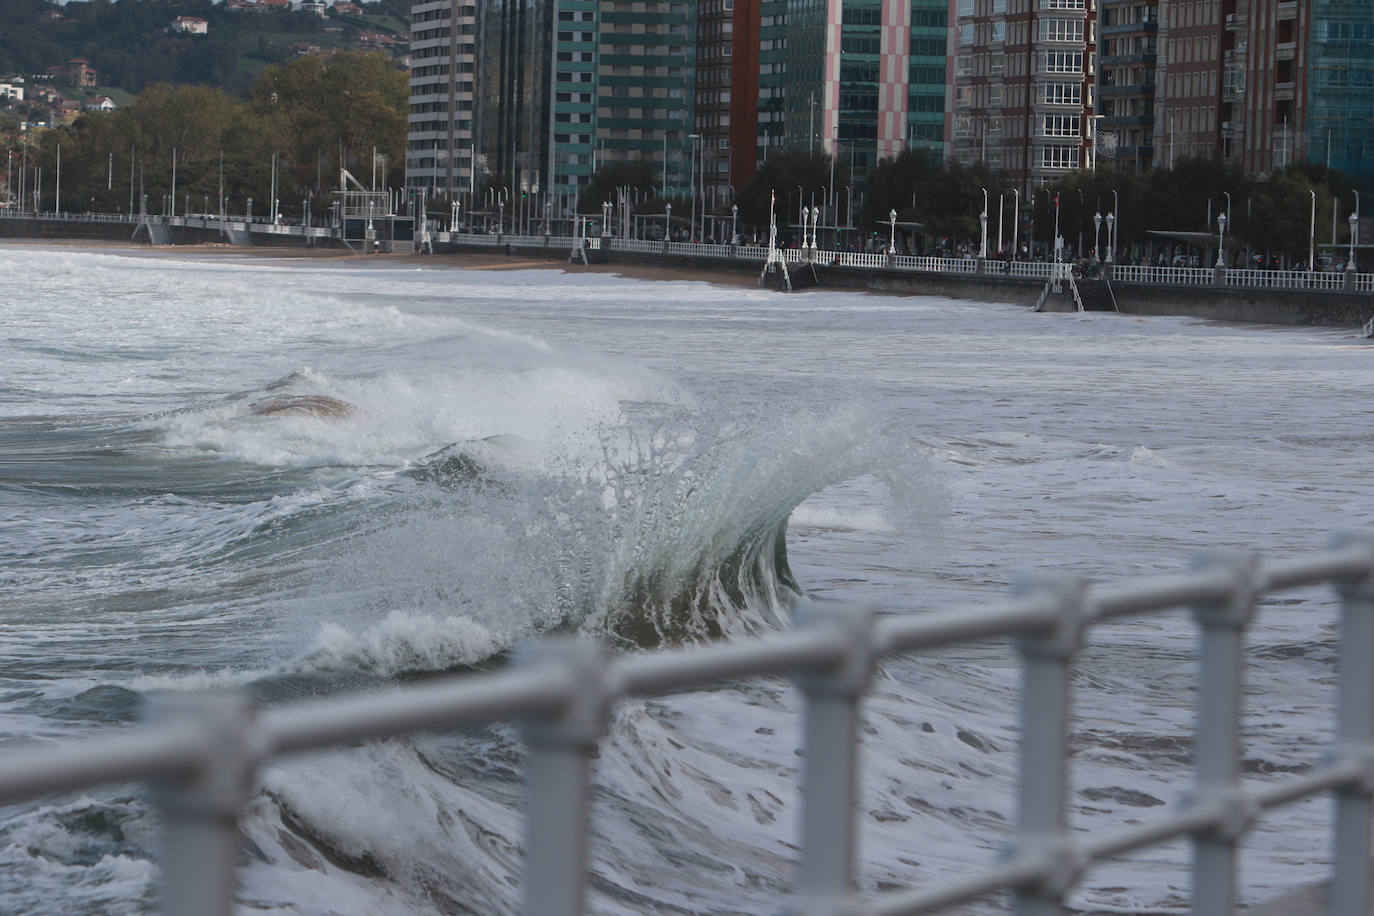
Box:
0, 238, 767, 290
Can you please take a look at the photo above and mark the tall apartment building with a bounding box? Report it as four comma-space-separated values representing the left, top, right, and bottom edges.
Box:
951, 0, 1097, 189
908, 0, 950, 157
596, 1, 696, 197
1098, 0, 1157, 172
1154, 0, 1221, 165
695, 0, 734, 204
1307, 0, 1372, 182
406, 0, 476, 195
756, 0, 789, 161
1227, 0, 1310, 172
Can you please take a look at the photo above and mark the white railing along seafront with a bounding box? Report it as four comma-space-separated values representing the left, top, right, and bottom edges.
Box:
440, 230, 1374, 295
1, 536, 1374, 915
4, 209, 1374, 296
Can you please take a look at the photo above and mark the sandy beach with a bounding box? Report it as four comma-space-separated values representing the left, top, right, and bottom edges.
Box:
0, 237, 769, 290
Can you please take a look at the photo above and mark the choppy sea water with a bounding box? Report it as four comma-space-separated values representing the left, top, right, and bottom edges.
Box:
1, 243, 1372, 914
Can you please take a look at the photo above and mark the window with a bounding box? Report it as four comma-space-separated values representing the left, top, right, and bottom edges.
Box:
991, 20, 1006, 42
1038, 50, 1083, 73
1039, 81, 1081, 105
1039, 18, 1083, 43
1040, 114, 1080, 137
1039, 145, 1079, 168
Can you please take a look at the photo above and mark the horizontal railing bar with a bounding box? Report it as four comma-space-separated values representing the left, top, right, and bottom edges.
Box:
264, 668, 572, 755
861, 852, 1054, 916
0, 729, 206, 807
1252, 760, 1368, 811
1090, 568, 1236, 619
1080, 803, 1221, 861
611, 629, 845, 697
875, 598, 1061, 655
1262, 544, 1374, 591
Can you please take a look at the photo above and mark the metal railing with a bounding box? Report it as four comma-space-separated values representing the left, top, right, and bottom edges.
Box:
1227, 268, 1347, 291
2, 536, 1374, 915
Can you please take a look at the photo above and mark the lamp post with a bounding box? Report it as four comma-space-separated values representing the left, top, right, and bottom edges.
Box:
1011, 188, 1020, 262
688, 133, 700, 243
1052, 192, 1061, 262
888, 208, 897, 255
811, 205, 820, 251
1216, 211, 1227, 268
1104, 189, 1115, 263
1093, 211, 1102, 261
978, 188, 988, 259
498, 199, 504, 236
1349, 211, 1358, 272
731, 203, 738, 244
601, 200, 611, 236
1308, 189, 1316, 272
997, 191, 1004, 257
664, 202, 672, 243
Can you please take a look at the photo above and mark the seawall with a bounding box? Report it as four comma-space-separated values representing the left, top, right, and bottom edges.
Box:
444, 239, 1374, 330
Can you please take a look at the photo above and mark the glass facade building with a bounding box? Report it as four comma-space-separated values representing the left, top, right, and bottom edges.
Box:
1308, 0, 1374, 184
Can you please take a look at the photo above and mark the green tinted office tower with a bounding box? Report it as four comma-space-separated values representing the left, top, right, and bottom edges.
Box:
596, 1, 696, 198
757, 0, 789, 161
1308, 0, 1374, 184
908, 0, 948, 157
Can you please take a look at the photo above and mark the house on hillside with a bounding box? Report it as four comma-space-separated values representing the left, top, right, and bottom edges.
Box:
39, 9, 62, 23
259, 0, 291, 9
332, 1, 362, 14
172, 16, 209, 34
84, 96, 117, 111
299, 1, 327, 14
0, 80, 24, 102
48, 59, 98, 87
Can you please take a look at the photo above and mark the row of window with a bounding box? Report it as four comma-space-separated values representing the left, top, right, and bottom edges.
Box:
411, 5, 473, 24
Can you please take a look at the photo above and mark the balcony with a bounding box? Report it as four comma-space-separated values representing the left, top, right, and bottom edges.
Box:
1277, 0, 1297, 19
1225, 11, 1246, 29
1276, 41, 1296, 61
1274, 81, 1296, 101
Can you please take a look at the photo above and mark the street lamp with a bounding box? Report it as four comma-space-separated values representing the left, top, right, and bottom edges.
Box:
601, 200, 611, 236
1052, 193, 1061, 262
664, 202, 672, 243
979, 187, 989, 259
1011, 188, 1020, 261
498, 199, 505, 236
1093, 211, 1102, 261
1308, 189, 1316, 273
688, 133, 701, 243
731, 203, 738, 244
1216, 211, 1227, 269
1349, 211, 1358, 272
1105, 211, 1115, 264
888, 208, 897, 255
1111, 189, 1120, 262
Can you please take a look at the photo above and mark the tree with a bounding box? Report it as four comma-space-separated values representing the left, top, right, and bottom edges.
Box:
580, 159, 658, 212
735, 147, 847, 236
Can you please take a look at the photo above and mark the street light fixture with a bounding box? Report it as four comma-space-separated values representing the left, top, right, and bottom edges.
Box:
1308, 189, 1316, 273
1093, 211, 1102, 261
688, 133, 701, 243
1105, 211, 1115, 264
1349, 211, 1358, 272
888, 208, 897, 255
731, 203, 738, 245
664, 202, 672, 243
1216, 211, 1227, 269
980, 187, 989, 259
810, 205, 820, 251
1011, 188, 1020, 262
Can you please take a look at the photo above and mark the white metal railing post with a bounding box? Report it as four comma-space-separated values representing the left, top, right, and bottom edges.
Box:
149, 691, 260, 916
1330, 532, 1374, 916
516, 639, 609, 916
1188, 553, 1259, 915
791, 603, 877, 916
1010, 576, 1088, 916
